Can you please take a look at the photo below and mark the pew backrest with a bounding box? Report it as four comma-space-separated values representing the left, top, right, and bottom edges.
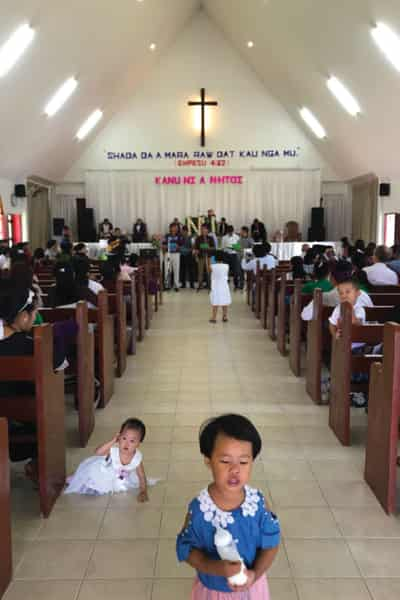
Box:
0, 418, 11, 598
0, 325, 65, 517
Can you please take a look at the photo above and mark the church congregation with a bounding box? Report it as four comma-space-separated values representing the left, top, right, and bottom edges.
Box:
2, 2, 400, 600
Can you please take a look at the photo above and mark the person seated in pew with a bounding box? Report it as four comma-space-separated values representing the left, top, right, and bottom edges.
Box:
289, 256, 306, 282
65, 417, 159, 501
387, 244, 400, 276
362, 245, 398, 286
301, 259, 333, 293
301, 260, 373, 321
0, 285, 70, 481
120, 254, 137, 282
328, 278, 371, 408
71, 243, 90, 274
44, 239, 60, 262
57, 240, 73, 266
241, 243, 276, 275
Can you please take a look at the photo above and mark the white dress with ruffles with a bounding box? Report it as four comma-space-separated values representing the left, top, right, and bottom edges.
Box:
65, 447, 156, 495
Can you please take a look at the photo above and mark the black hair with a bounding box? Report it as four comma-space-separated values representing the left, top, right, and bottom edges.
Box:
314, 259, 330, 280
55, 261, 78, 305
337, 276, 361, 290
354, 239, 365, 252
0, 285, 36, 324
9, 262, 34, 289
241, 226, 249, 233
119, 418, 146, 442
291, 256, 306, 279
47, 239, 57, 249
33, 247, 45, 260
330, 259, 353, 284
214, 250, 225, 263
227, 225, 234, 234
74, 243, 86, 254
253, 244, 267, 258
199, 414, 262, 459
265, 242, 271, 254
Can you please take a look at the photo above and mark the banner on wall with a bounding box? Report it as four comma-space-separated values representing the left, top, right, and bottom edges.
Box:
155, 174, 244, 185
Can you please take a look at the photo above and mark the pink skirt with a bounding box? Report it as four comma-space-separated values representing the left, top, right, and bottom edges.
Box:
191, 575, 270, 600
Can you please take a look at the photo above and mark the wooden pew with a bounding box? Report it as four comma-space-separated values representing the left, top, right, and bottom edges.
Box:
267, 268, 277, 339
305, 291, 400, 405
0, 325, 65, 517
142, 264, 153, 330
104, 275, 138, 356
0, 418, 12, 598
136, 268, 146, 342
107, 279, 127, 378
88, 291, 115, 408
259, 266, 269, 329
40, 302, 95, 447
288, 283, 310, 377
365, 322, 400, 514
277, 273, 293, 356
254, 262, 262, 319
305, 289, 334, 405
329, 302, 385, 446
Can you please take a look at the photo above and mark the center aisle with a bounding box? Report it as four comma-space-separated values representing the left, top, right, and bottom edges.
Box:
7, 291, 399, 600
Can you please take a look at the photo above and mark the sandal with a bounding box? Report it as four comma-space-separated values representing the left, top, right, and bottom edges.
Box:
209, 319, 217, 324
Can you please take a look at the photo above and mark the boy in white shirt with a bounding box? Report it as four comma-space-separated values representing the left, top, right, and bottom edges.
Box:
328, 279, 366, 339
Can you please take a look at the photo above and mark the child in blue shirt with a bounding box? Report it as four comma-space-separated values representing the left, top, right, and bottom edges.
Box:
176, 414, 280, 599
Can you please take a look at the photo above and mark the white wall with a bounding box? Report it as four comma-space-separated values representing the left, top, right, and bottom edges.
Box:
64, 12, 338, 183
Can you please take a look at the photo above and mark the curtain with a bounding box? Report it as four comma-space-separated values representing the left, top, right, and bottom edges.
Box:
323, 193, 352, 241
27, 187, 50, 250
351, 176, 378, 242
85, 169, 321, 239
50, 192, 78, 239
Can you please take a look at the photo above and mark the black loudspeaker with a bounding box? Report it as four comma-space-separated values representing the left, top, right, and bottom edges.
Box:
14, 184, 26, 198
379, 183, 391, 197
311, 207, 324, 229
53, 218, 65, 236
308, 226, 326, 242
79, 208, 96, 242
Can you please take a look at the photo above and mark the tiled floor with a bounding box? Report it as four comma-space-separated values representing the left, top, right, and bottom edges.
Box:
6, 290, 400, 599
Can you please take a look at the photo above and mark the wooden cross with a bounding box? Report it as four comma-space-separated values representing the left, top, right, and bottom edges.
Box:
188, 88, 218, 147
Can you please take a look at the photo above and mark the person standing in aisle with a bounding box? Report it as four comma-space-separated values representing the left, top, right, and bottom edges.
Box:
194, 224, 215, 291
180, 226, 195, 289
162, 222, 183, 291
222, 225, 241, 291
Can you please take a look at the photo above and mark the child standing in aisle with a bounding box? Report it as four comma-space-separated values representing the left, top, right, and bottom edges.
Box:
176, 414, 280, 598
209, 251, 232, 323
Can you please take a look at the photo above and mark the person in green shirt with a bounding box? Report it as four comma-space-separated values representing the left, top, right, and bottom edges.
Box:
301, 260, 333, 294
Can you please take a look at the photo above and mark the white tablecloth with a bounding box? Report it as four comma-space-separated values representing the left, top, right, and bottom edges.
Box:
270, 241, 340, 261
86, 242, 153, 259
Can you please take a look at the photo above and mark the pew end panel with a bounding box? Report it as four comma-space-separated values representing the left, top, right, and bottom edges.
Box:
88, 291, 115, 408
40, 302, 95, 448
0, 325, 66, 518
289, 284, 309, 377
0, 418, 12, 598
329, 303, 384, 446
365, 323, 400, 514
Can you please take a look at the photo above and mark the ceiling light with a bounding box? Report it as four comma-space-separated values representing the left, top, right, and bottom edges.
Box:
149, 43, 157, 51
372, 22, 400, 72
44, 77, 78, 117
326, 76, 361, 116
0, 24, 35, 77
299, 107, 327, 139
76, 109, 103, 140
247, 41, 254, 48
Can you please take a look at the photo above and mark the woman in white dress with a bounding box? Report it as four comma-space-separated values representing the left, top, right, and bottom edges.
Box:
65, 418, 158, 501
209, 251, 232, 323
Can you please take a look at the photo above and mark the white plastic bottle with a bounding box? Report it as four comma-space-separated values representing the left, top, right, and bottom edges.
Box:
214, 528, 248, 586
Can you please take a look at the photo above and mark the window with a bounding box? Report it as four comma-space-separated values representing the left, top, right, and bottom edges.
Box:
384, 213, 396, 246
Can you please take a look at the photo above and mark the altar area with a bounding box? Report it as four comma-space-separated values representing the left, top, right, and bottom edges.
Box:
270, 241, 340, 260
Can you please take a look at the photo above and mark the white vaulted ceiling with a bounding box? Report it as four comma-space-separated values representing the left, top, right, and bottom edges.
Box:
1, 0, 400, 181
